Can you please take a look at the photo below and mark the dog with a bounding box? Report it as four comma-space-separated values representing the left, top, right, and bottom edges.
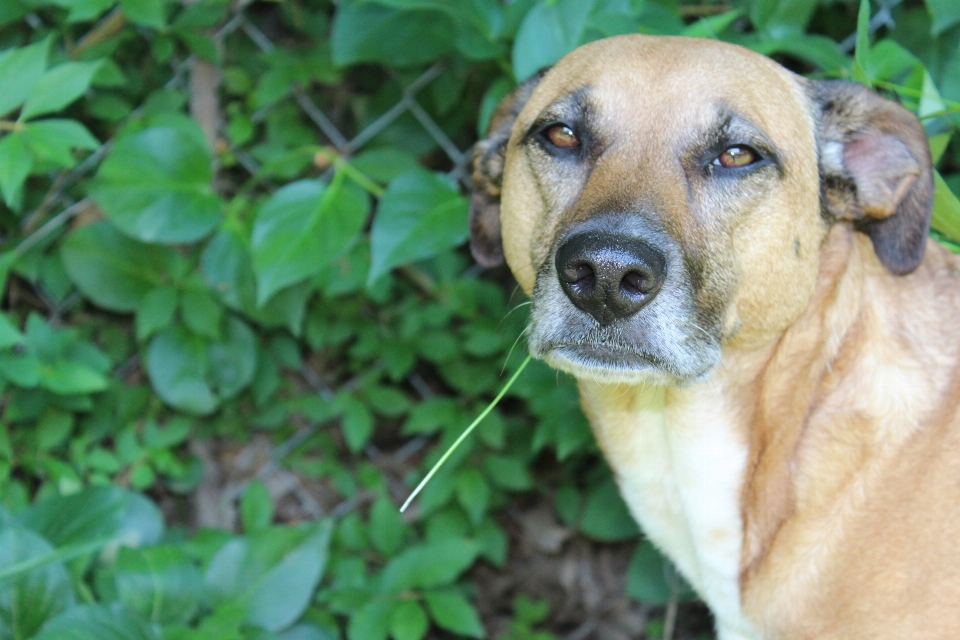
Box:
469, 35, 960, 639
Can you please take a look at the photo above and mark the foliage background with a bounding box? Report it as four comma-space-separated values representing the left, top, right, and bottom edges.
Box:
0, 0, 958, 639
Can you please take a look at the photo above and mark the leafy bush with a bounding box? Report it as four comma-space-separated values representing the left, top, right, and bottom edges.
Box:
0, 0, 957, 639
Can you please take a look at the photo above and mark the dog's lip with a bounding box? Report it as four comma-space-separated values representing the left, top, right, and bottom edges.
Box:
538, 341, 717, 385
540, 344, 681, 385
545, 343, 664, 366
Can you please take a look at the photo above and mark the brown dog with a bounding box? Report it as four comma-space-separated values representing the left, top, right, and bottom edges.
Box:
470, 35, 960, 639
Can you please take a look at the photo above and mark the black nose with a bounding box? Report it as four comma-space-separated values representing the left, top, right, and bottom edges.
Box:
555, 231, 666, 325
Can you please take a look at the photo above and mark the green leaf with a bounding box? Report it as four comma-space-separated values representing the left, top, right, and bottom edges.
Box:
682, 9, 743, 38
423, 590, 484, 638
930, 133, 952, 165
865, 40, 918, 84
364, 385, 411, 417
205, 520, 333, 632
475, 518, 507, 566
749, 0, 818, 34
41, 360, 109, 395
455, 468, 490, 526
181, 286, 223, 339
350, 147, 419, 184
368, 496, 404, 556
932, 170, 960, 244
339, 396, 373, 453
21, 119, 99, 168
512, 0, 631, 82
50, 0, 113, 23
101, 545, 204, 625
61, 221, 174, 312
918, 69, 947, 121
208, 316, 258, 399
926, 0, 960, 35
90, 126, 221, 244
483, 455, 531, 491
0, 131, 32, 210
252, 175, 369, 305
347, 600, 391, 640
331, 3, 455, 67
368, 169, 468, 285
0, 38, 49, 117
0, 312, 24, 349
240, 480, 274, 534
579, 477, 640, 541
20, 61, 103, 121
379, 538, 479, 592
281, 624, 339, 640
18, 486, 164, 548
389, 600, 428, 640
748, 33, 848, 74
625, 540, 694, 605
135, 286, 177, 342
0, 351, 41, 387
201, 226, 253, 310
477, 77, 514, 138
852, 0, 871, 85
142, 417, 191, 450
146, 326, 217, 415
35, 411, 73, 451
0, 2, 28, 27
0, 527, 74, 640
31, 603, 160, 640
120, 0, 167, 28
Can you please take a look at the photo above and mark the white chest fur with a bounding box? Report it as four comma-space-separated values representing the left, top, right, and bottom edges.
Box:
579, 381, 761, 640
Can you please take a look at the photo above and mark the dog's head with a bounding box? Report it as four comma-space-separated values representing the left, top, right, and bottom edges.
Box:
471, 35, 933, 385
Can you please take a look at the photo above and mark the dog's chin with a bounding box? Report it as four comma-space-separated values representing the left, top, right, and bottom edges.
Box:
539, 345, 715, 387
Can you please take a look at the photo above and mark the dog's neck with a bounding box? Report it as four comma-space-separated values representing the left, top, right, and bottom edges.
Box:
734, 223, 866, 580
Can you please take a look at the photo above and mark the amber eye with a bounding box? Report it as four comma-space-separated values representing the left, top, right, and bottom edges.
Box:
714, 146, 759, 168
544, 123, 580, 149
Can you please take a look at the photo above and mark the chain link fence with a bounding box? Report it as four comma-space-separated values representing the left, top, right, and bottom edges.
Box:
14, 1, 475, 530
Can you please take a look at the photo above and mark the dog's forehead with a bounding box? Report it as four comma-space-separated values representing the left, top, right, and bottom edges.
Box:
517, 35, 813, 146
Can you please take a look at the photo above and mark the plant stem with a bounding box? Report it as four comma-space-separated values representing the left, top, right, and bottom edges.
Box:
400, 355, 532, 513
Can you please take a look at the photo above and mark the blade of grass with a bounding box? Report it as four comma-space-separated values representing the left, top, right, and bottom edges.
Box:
400, 354, 532, 513
852, 0, 872, 85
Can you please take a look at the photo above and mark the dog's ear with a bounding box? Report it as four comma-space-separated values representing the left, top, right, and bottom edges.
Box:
812, 80, 934, 275
470, 72, 545, 267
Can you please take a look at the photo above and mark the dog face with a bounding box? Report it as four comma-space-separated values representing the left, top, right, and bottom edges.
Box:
471, 35, 932, 385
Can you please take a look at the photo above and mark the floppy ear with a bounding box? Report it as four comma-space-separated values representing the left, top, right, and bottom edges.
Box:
812, 80, 934, 275
470, 72, 545, 267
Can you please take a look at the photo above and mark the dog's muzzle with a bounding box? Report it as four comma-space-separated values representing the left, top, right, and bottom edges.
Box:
555, 230, 666, 326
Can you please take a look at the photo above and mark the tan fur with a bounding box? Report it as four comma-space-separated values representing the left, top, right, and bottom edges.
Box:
473, 34, 956, 638
739, 230, 960, 638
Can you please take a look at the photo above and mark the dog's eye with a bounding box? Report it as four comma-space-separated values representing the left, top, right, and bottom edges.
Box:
544, 124, 580, 149
713, 146, 760, 168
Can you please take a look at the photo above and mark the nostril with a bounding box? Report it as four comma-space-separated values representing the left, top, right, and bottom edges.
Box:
562, 263, 596, 293
573, 263, 592, 282
620, 270, 656, 296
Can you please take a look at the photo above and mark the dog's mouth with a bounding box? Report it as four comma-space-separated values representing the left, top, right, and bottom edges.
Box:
527, 307, 722, 385
535, 338, 716, 386
543, 343, 675, 383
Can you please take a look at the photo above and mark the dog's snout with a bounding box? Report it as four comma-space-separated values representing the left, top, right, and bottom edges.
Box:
555, 231, 666, 326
